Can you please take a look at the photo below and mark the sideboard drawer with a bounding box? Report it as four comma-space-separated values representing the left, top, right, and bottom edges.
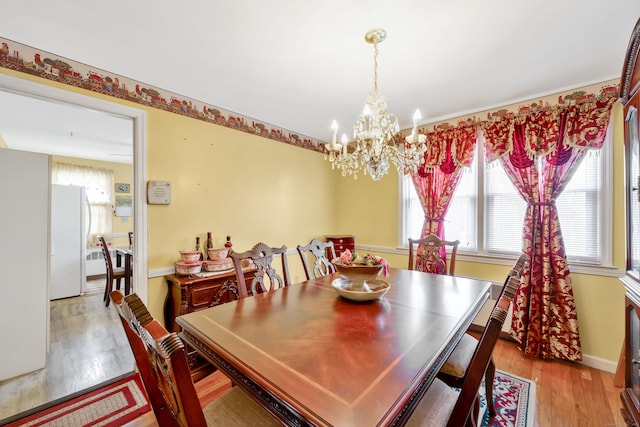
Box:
325, 235, 355, 258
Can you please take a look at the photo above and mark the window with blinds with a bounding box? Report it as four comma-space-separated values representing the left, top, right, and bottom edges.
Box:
401, 133, 612, 266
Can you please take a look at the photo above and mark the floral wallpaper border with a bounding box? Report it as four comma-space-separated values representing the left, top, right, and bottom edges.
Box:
0, 37, 325, 153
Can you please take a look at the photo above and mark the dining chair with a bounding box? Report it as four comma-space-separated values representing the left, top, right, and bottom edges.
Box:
437, 253, 528, 417
99, 235, 128, 307
230, 242, 291, 298
408, 235, 460, 275
110, 290, 280, 427
296, 238, 337, 280
406, 273, 523, 427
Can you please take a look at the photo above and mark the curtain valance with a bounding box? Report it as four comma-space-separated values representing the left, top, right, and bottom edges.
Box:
480, 86, 618, 163
418, 120, 477, 175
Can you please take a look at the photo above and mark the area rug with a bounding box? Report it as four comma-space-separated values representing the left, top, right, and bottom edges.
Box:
5, 373, 150, 427
478, 370, 536, 427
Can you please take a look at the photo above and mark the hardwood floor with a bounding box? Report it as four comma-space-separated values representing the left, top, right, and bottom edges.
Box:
0, 280, 135, 424
124, 335, 627, 427
491, 334, 624, 427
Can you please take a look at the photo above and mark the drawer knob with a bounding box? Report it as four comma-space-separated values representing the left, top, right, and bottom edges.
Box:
633, 359, 640, 365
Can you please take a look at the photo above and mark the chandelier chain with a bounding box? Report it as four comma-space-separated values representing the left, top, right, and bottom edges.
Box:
373, 41, 379, 94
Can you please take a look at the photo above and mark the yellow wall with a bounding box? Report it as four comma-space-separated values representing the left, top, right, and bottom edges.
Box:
144, 108, 337, 317
52, 155, 133, 248
0, 66, 626, 364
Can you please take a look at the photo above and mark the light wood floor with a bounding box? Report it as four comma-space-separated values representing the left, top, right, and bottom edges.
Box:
0, 280, 135, 424
124, 335, 627, 427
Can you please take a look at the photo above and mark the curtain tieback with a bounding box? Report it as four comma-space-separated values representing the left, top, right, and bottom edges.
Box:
529, 201, 555, 206
426, 217, 445, 222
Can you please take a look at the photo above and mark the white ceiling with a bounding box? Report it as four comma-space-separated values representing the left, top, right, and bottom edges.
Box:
1, 1, 639, 161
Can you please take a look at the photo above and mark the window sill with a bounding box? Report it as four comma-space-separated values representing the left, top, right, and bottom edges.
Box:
357, 244, 625, 278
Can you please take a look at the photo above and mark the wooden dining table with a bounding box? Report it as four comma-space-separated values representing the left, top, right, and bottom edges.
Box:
176, 268, 491, 426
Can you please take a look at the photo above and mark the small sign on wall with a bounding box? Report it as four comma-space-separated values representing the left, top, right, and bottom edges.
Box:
147, 180, 172, 205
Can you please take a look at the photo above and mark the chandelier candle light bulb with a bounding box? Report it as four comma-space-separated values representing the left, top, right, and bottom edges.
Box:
325, 28, 427, 180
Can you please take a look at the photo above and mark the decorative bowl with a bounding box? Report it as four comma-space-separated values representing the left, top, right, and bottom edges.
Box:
207, 247, 229, 260
332, 277, 390, 302
203, 258, 234, 272
333, 262, 384, 280
180, 251, 202, 263
175, 261, 203, 275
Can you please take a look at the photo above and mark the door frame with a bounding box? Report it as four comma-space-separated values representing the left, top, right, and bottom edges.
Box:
0, 72, 148, 303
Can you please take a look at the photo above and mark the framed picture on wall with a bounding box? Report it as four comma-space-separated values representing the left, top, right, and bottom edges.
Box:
115, 183, 130, 193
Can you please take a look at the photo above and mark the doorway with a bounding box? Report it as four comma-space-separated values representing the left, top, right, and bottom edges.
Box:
0, 72, 147, 422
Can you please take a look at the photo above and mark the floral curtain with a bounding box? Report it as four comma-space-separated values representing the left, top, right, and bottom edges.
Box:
52, 162, 114, 247
411, 122, 476, 271
481, 86, 617, 361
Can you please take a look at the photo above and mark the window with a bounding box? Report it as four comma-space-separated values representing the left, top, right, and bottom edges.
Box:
52, 162, 114, 247
401, 129, 612, 265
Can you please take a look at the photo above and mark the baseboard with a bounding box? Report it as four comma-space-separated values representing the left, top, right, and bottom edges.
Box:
470, 324, 618, 373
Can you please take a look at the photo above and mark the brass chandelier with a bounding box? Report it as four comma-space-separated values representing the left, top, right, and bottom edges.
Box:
325, 28, 427, 180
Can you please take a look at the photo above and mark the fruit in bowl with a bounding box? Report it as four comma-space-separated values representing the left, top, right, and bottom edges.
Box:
332, 249, 389, 279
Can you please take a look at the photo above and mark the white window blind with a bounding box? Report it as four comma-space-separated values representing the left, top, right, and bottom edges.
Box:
401, 130, 611, 265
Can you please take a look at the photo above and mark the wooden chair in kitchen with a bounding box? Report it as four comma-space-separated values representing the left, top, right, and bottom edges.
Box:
406, 272, 523, 427
110, 290, 280, 427
296, 238, 337, 280
437, 253, 528, 418
99, 235, 128, 307
408, 235, 460, 276
230, 242, 291, 298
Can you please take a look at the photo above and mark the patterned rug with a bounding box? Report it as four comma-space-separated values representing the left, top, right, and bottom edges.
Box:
478, 370, 536, 427
5, 373, 149, 427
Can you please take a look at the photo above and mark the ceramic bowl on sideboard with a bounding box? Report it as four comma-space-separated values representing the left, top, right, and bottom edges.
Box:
175, 261, 203, 275
207, 247, 229, 260
180, 251, 202, 263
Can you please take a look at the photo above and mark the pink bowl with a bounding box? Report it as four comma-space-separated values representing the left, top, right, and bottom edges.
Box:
180, 251, 202, 263
175, 261, 202, 275
207, 247, 229, 260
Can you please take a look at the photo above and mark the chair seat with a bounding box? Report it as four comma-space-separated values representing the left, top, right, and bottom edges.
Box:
440, 333, 477, 378
203, 386, 281, 426
405, 378, 458, 427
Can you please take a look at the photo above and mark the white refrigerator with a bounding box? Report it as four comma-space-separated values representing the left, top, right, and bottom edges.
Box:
50, 184, 88, 300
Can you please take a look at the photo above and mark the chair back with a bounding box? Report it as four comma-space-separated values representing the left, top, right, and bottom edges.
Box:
98, 236, 114, 279
446, 275, 522, 426
408, 235, 460, 275
230, 242, 291, 298
297, 239, 337, 280
128, 231, 134, 245
111, 290, 206, 427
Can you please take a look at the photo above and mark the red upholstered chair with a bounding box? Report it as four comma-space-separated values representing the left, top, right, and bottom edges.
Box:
110, 290, 280, 427
408, 235, 460, 275
406, 272, 524, 426
229, 242, 291, 298
296, 239, 337, 280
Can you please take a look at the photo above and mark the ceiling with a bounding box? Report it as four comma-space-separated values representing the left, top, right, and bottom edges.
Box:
1, 1, 639, 162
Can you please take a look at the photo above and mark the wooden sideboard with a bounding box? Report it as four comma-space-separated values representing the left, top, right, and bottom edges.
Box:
620, 17, 640, 427
164, 268, 255, 380
164, 269, 256, 333
325, 235, 355, 258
